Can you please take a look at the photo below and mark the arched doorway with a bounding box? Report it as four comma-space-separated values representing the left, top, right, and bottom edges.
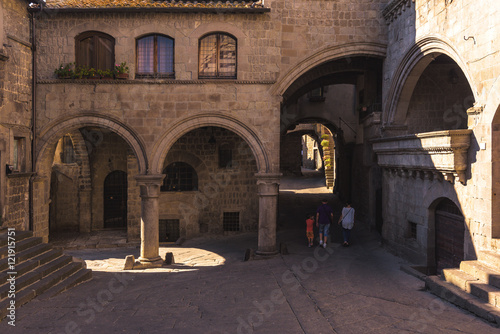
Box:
435, 198, 465, 272
103, 170, 128, 229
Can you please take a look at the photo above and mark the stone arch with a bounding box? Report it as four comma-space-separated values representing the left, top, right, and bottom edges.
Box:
384, 35, 478, 126
33, 115, 147, 240
36, 115, 147, 174
151, 114, 269, 174
271, 42, 387, 97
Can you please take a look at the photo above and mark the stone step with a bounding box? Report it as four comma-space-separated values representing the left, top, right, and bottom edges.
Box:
0, 248, 62, 285
0, 262, 89, 320
0, 254, 73, 300
460, 260, 500, 290
425, 275, 500, 326
443, 267, 500, 309
0, 243, 52, 272
39, 267, 92, 300
478, 251, 500, 271
0, 230, 33, 248
0, 235, 42, 260
442, 268, 479, 292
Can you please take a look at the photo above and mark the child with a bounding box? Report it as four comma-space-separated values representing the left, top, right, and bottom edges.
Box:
306, 214, 315, 247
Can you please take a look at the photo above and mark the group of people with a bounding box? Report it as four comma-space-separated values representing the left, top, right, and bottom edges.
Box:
305, 199, 355, 248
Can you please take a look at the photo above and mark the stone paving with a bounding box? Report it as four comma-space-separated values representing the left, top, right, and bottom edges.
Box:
2, 171, 499, 333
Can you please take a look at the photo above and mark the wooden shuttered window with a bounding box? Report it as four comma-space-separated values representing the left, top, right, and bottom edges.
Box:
76, 31, 115, 70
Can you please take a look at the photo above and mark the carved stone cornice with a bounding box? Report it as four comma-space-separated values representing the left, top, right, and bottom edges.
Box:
372, 129, 472, 185
383, 0, 414, 25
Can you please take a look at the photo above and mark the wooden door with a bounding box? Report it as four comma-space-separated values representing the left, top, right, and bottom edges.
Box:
435, 199, 464, 272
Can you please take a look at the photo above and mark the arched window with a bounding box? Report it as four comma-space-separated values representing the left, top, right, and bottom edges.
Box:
75, 31, 115, 70
161, 162, 198, 192
199, 33, 237, 79
136, 34, 174, 78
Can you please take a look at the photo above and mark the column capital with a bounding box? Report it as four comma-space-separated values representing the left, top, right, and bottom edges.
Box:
255, 172, 281, 196
134, 174, 165, 198
255, 172, 282, 183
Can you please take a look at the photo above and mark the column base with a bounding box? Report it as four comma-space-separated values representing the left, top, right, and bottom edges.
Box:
137, 256, 164, 269
254, 250, 279, 257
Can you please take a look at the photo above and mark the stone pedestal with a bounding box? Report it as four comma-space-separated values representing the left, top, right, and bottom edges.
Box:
134, 174, 165, 267
255, 173, 281, 256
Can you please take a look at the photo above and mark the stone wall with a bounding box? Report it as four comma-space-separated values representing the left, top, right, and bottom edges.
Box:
380, 0, 500, 259
159, 127, 258, 238
0, 0, 32, 230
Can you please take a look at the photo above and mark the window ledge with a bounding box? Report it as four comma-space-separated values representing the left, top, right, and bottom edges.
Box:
38, 79, 276, 85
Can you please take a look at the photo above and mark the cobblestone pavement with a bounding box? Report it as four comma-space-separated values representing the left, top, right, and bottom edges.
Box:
2, 171, 499, 333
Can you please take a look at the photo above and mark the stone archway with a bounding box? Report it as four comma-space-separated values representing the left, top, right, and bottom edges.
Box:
33, 115, 147, 241
271, 42, 387, 98
144, 114, 278, 259
151, 113, 270, 174
384, 36, 478, 126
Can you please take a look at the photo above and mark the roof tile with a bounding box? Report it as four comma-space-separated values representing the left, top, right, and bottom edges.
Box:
43, 0, 263, 9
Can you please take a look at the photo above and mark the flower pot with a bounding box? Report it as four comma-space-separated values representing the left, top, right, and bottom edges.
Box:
116, 73, 129, 79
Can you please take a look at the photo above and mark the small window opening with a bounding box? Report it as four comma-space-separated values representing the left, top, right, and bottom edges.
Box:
223, 212, 240, 232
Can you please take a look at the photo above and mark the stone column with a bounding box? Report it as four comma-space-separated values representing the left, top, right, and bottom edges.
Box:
134, 174, 165, 266
255, 173, 281, 255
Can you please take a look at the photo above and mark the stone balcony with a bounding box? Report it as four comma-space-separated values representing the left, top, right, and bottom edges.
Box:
372, 129, 472, 184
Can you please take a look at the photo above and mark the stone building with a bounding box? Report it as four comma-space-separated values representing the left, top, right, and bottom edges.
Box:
1, 0, 499, 291
0, 0, 37, 233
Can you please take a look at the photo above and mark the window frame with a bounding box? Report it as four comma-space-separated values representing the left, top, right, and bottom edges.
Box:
136, 34, 175, 79
198, 32, 237, 79
12, 137, 26, 173
161, 162, 198, 192
75, 31, 115, 70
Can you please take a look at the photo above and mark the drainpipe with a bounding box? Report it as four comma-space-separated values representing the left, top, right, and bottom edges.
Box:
28, 3, 39, 232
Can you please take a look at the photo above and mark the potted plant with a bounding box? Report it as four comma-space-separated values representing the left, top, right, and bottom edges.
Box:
98, 69, 114, 80
87, 67, 98, 79
114, 62, 129, 79
321, 139, 329, 147
74, 65, 88, 79
54, 63, 74, 79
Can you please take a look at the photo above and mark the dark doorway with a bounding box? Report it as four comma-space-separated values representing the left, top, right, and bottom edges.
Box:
435, 198, 464, 272
103, 170, 127, 229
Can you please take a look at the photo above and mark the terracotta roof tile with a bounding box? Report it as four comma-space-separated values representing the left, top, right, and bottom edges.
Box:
43, 0, 263, 9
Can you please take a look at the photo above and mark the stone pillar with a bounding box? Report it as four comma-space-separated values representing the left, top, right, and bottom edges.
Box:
134, 174, 165, 266
255, 173, 281, 255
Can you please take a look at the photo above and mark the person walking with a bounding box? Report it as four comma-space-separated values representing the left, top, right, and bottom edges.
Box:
316, 199, 333, 248
339, 202, 355, 247
305, 214, 315, 247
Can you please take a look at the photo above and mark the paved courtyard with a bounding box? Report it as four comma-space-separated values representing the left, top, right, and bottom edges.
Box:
2, 171, 498, 333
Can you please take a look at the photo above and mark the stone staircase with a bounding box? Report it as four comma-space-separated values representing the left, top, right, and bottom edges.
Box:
0, 229, 92, 320
425, 251, 500, 326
